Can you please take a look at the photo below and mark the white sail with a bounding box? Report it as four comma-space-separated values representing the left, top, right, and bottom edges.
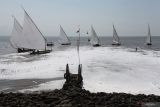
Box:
21, 9, 46, 50
58, 25, 71, 44
90, 26, 100, 45
146, 24, 152, 44
113, 25, 121, 44
10, 17, 23, 49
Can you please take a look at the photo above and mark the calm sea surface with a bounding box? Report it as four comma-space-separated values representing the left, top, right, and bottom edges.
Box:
0, 36, 160, 55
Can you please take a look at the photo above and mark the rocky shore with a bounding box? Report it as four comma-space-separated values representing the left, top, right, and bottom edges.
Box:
0, 80, 159, 107
0, 65, 160, 107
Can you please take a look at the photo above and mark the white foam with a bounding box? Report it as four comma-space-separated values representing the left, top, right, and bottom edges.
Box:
0, 46, 160, 95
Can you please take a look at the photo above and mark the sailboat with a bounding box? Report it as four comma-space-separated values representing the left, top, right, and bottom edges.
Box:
21, 9, 52, 54
112, 25, 121, 46
58, 25, 71, 45
10, 16, 33, 53
90, 26, 101, 47
146, 24, 152, 45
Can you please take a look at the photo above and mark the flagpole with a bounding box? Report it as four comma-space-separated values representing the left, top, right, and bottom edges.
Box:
77, 26, 81, 65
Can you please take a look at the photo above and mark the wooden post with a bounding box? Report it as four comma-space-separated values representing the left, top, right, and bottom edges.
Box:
78, 64, 83, 87
64, 64, 70, 83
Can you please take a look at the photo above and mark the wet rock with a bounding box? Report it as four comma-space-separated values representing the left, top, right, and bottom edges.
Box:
0, 80, 160, 107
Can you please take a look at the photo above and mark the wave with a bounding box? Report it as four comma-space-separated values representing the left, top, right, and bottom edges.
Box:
0, 46, 160, 95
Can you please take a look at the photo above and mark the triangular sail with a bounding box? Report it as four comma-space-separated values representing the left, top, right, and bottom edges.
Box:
146, 24, 152, 44
90, 26, 100, 45
113, 25, 121, 44
58, 25, 71, 44
21, 9, 46, 50
10, 17, 25, 49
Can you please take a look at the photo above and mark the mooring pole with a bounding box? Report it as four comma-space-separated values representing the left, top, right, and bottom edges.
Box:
64, 64, 70, 83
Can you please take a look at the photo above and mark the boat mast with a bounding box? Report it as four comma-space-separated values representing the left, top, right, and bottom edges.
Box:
148, 24, 151, 44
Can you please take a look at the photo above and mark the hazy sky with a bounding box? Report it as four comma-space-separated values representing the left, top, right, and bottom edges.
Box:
0, 0, 160, 36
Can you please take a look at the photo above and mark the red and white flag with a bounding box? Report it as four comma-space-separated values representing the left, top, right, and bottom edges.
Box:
76, 29, 80, 33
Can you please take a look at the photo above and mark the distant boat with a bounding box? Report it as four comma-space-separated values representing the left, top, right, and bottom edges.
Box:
90, 26, 101, 47
10, 16, 32, 53
112, 25, 121, 46
21, 9, 52, 54
146, 24, 152, 45
47, 42, 54, 46
58, 25, 71, 45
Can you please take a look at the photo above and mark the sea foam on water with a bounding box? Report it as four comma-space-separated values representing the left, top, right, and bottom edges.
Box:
0, 46, 160, 95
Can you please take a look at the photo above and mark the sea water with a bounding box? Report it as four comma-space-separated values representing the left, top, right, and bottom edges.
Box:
0, 36, 160, 55
0, 36, 160, 95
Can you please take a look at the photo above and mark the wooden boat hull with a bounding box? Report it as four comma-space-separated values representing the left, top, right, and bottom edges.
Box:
61, 43, 71, 45
146, 43, 152, 45
30, 50, 52, 55
47, 42, 54, 46
17, 48, 33, 53
93, 44, 101, 47
112, 43, 121, 46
